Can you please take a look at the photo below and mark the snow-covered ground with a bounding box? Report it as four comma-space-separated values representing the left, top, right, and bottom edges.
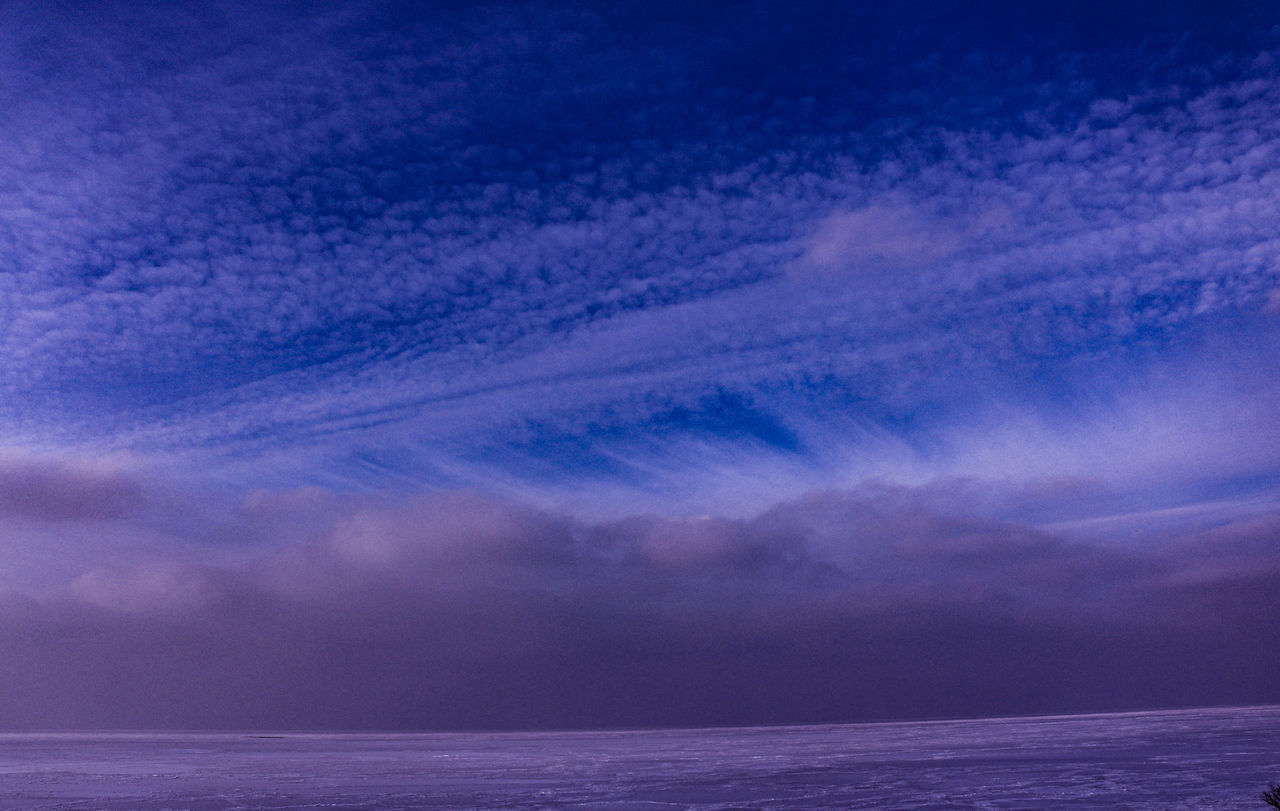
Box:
1, 705, 1277, 809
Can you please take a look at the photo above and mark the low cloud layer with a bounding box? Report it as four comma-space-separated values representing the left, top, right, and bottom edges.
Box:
1, 460, 1276, 730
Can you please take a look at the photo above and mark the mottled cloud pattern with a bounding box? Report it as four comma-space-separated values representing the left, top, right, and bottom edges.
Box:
2, 0, 1280, 727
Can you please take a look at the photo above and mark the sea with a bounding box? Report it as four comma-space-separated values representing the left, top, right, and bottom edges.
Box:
1, 705, 1278, 809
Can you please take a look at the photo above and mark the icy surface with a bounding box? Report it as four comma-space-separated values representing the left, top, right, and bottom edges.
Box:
1, 705, 1278, 809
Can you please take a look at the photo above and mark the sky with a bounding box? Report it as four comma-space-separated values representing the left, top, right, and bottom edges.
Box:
1, 0, 1279, 729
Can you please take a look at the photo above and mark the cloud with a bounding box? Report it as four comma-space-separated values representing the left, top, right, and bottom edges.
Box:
789, 198, 1015, 278
1, 2, 1278, 505
0, 452, 147, 521
0, 473, 1277, 729
2, 2, 1280, 729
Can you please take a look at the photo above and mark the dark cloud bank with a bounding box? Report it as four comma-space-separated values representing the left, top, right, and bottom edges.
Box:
1, 460, 1276, 730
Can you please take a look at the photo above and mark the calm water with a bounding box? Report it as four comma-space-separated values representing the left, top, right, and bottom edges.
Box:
1, 705, 1278, 809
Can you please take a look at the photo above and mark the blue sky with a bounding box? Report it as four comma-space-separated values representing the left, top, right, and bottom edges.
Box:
1, 0, 1279, 728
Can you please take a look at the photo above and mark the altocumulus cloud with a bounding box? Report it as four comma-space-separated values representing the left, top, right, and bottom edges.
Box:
0, 0, 1278, 516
